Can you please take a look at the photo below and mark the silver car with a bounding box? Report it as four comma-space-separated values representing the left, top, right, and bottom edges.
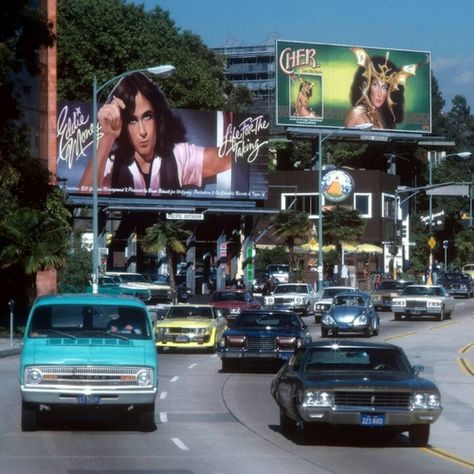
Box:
391, 285, 455, 321
264, 283, 319, 316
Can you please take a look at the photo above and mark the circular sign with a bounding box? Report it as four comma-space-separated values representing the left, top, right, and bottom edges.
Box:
321, 169, 354, 202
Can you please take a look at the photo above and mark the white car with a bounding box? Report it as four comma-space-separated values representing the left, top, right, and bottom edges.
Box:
313, 286, 361, 323
391, 285, 455, 321
106, 272, 172, 305
264, 283, 318, 316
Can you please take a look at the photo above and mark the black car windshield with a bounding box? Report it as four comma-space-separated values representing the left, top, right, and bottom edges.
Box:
28, 304, 150, 339
274, 285, 308, 294
402, 286, 444, 296
234, 312, 300, 329
378, 281, 409, 290
212, 292, 246, 302
304, 347, 410, 372
166, 306, 214, 319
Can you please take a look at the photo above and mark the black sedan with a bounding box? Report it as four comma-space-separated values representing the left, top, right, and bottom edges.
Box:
321, 292, 379, 338
271, 340, 442, 447
218, 310, 312, 372
437, 272, 474, 298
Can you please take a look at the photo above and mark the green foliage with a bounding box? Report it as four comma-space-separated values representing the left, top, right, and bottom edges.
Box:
454, 229, 474, 265
254, 246, 287, 272
57, 236, 92, 293
57, 0, 234, 109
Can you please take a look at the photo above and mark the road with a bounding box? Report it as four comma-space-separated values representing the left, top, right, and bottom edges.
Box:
0, 298, 473, 473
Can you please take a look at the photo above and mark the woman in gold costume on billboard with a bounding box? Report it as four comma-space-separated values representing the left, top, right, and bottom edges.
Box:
345, 48, 421, 130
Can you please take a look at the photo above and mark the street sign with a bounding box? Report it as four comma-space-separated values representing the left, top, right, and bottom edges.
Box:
166, 213, 204, 220
428, 237, 436, 249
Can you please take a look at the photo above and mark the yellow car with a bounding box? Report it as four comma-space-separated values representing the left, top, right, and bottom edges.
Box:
155, 304, 227, 352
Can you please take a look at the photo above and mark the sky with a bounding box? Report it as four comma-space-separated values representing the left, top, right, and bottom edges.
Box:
135, 0, 474, 112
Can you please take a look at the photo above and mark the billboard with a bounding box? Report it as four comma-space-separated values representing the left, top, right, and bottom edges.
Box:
56, 102, 269, 200
276, 40, 431, 133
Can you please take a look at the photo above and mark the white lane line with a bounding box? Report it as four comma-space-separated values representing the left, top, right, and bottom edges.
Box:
172, 438, 189, 451
159, 412, 168, 423
160, 391, 167, 399
188, 363, 197, 369
210, 354, 218, 358
170, 376, 179, 382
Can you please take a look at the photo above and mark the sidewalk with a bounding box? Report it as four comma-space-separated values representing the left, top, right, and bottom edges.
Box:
0, 337, 22, 358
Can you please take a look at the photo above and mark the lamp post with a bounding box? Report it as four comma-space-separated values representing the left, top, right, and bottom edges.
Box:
91, 65, 175, 294
426, 151, 472, 284
316, 123, 373, 290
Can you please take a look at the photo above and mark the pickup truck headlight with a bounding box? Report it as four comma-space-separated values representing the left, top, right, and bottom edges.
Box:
295, 296, 303, 304
265, 297, 274, 305
136, 369, 153, 386
25, 368, 43, 385
411, 392, 441, 409
302, 390, 333, 407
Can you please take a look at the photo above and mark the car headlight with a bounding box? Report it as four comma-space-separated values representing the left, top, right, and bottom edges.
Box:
25, 368, 43, 385
316, 304, 327, 310
195, 327, 210, 335
372, 296, 381, 302
322, 314, 335, 325
392, 300, 406, 307
295, 297, 303, 304
411, 392, 441, 409
136, 369, 153, 386
302, 390, 333, 407
354, 312, 368, 325
156, 327, 169, 335
427, 300, 442, 307
265, 297, 274, 305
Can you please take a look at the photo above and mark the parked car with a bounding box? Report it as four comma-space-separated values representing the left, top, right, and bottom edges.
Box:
437, 272, 473, 298
370, 279, 415, 311
321, 292, 379, 337
151, 274, 193, 302
313, 286, 361, 323
209, 289, 261, 326
218, 309, 312, 372
271, 340, 442, 446
462, 263, 474, 279
252, 272, 279, 295
263, 283, 319, 316
20, 294, 158, 431
106, 272, 172, 305
391, 285, 455, 321
88, 275, 152, 303
154, 304, 227, 353
266, 264, 290, 283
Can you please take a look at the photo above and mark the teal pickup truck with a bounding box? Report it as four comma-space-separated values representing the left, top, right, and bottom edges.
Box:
19, 293, 158, 431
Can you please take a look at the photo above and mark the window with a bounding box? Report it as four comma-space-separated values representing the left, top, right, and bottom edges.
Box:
354, 193, 372, 218
382, 193, 395, 218
282, 192, 320, 217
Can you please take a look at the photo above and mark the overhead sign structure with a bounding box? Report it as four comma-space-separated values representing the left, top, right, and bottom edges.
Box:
276, 40, 431, 133
166, 213, 204, 220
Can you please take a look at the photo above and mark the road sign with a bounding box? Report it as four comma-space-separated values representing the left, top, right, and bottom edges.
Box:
428, 237, 436, 249
166, 213, 204, 220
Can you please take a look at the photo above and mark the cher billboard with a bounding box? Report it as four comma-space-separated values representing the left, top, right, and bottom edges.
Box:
57, 96, 269, 200
276, 40, 431, 133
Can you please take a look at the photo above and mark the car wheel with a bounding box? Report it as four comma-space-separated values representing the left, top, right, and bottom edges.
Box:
137, 403, 156, 432
321, 328, 329, 338
394, 313, 402, 321
279, 407, 298, 435
21, 401, 38, 432
437, 307, 445, 321
363, 326, 372, 338
373, 320, 379, 336
409, 424, 430, 447
207, 340, 218, 354
315, 315, 321, 324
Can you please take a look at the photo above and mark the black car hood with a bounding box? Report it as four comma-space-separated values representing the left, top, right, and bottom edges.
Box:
225, 327, 302, 337
302, 371, 437, 390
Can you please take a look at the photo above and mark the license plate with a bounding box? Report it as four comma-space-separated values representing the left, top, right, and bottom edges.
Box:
360, 414, 385, 426
175, 335, 189, 342
77, 394, 100, 405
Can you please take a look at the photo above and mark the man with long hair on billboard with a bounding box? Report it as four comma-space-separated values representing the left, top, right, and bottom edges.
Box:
345, 48, 422, 130
79, 72, 231, 196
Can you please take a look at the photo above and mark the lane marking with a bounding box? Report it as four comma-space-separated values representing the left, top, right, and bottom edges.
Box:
188, 363, 197, 369
458, 342, 474, 376
160, 391, 167, 399
172, 438, 189, 451
159, 412, 168, 423
428, 321, 458, 330
170, 376, 179, 383
423, 447, 474, 470
383, 332, 416, 342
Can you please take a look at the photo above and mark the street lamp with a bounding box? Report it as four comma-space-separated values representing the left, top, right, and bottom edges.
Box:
91, 65, 176, 294
316, 123, 373, 290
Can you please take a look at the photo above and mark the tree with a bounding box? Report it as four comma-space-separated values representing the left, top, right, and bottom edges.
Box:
454, 229, 474, 267
57, 0, 237, 110
323, 205, 366, 276
270, 210, 312, 280
141, 219, 190, 303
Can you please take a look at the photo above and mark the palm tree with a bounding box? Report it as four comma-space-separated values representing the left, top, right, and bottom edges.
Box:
270, 210, 312, 281
323, 205, 366, 280
142, 219, 190, 303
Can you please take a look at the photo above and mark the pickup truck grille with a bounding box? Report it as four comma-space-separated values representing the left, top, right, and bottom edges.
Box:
25, 366, 152, 387
335, 391, 411, 409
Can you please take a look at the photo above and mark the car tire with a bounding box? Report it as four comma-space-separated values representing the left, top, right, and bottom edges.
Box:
279, 407, 298, 435
394, 313, 402, 321
437, 307, 445, 321
363, 326, 372, 338
137, 403, 156, 432
315, 315, 321, 324
21, 401, 38, 432
409, 424, 430, 447
321, 328, 329, 338
373, 320, 379, 336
